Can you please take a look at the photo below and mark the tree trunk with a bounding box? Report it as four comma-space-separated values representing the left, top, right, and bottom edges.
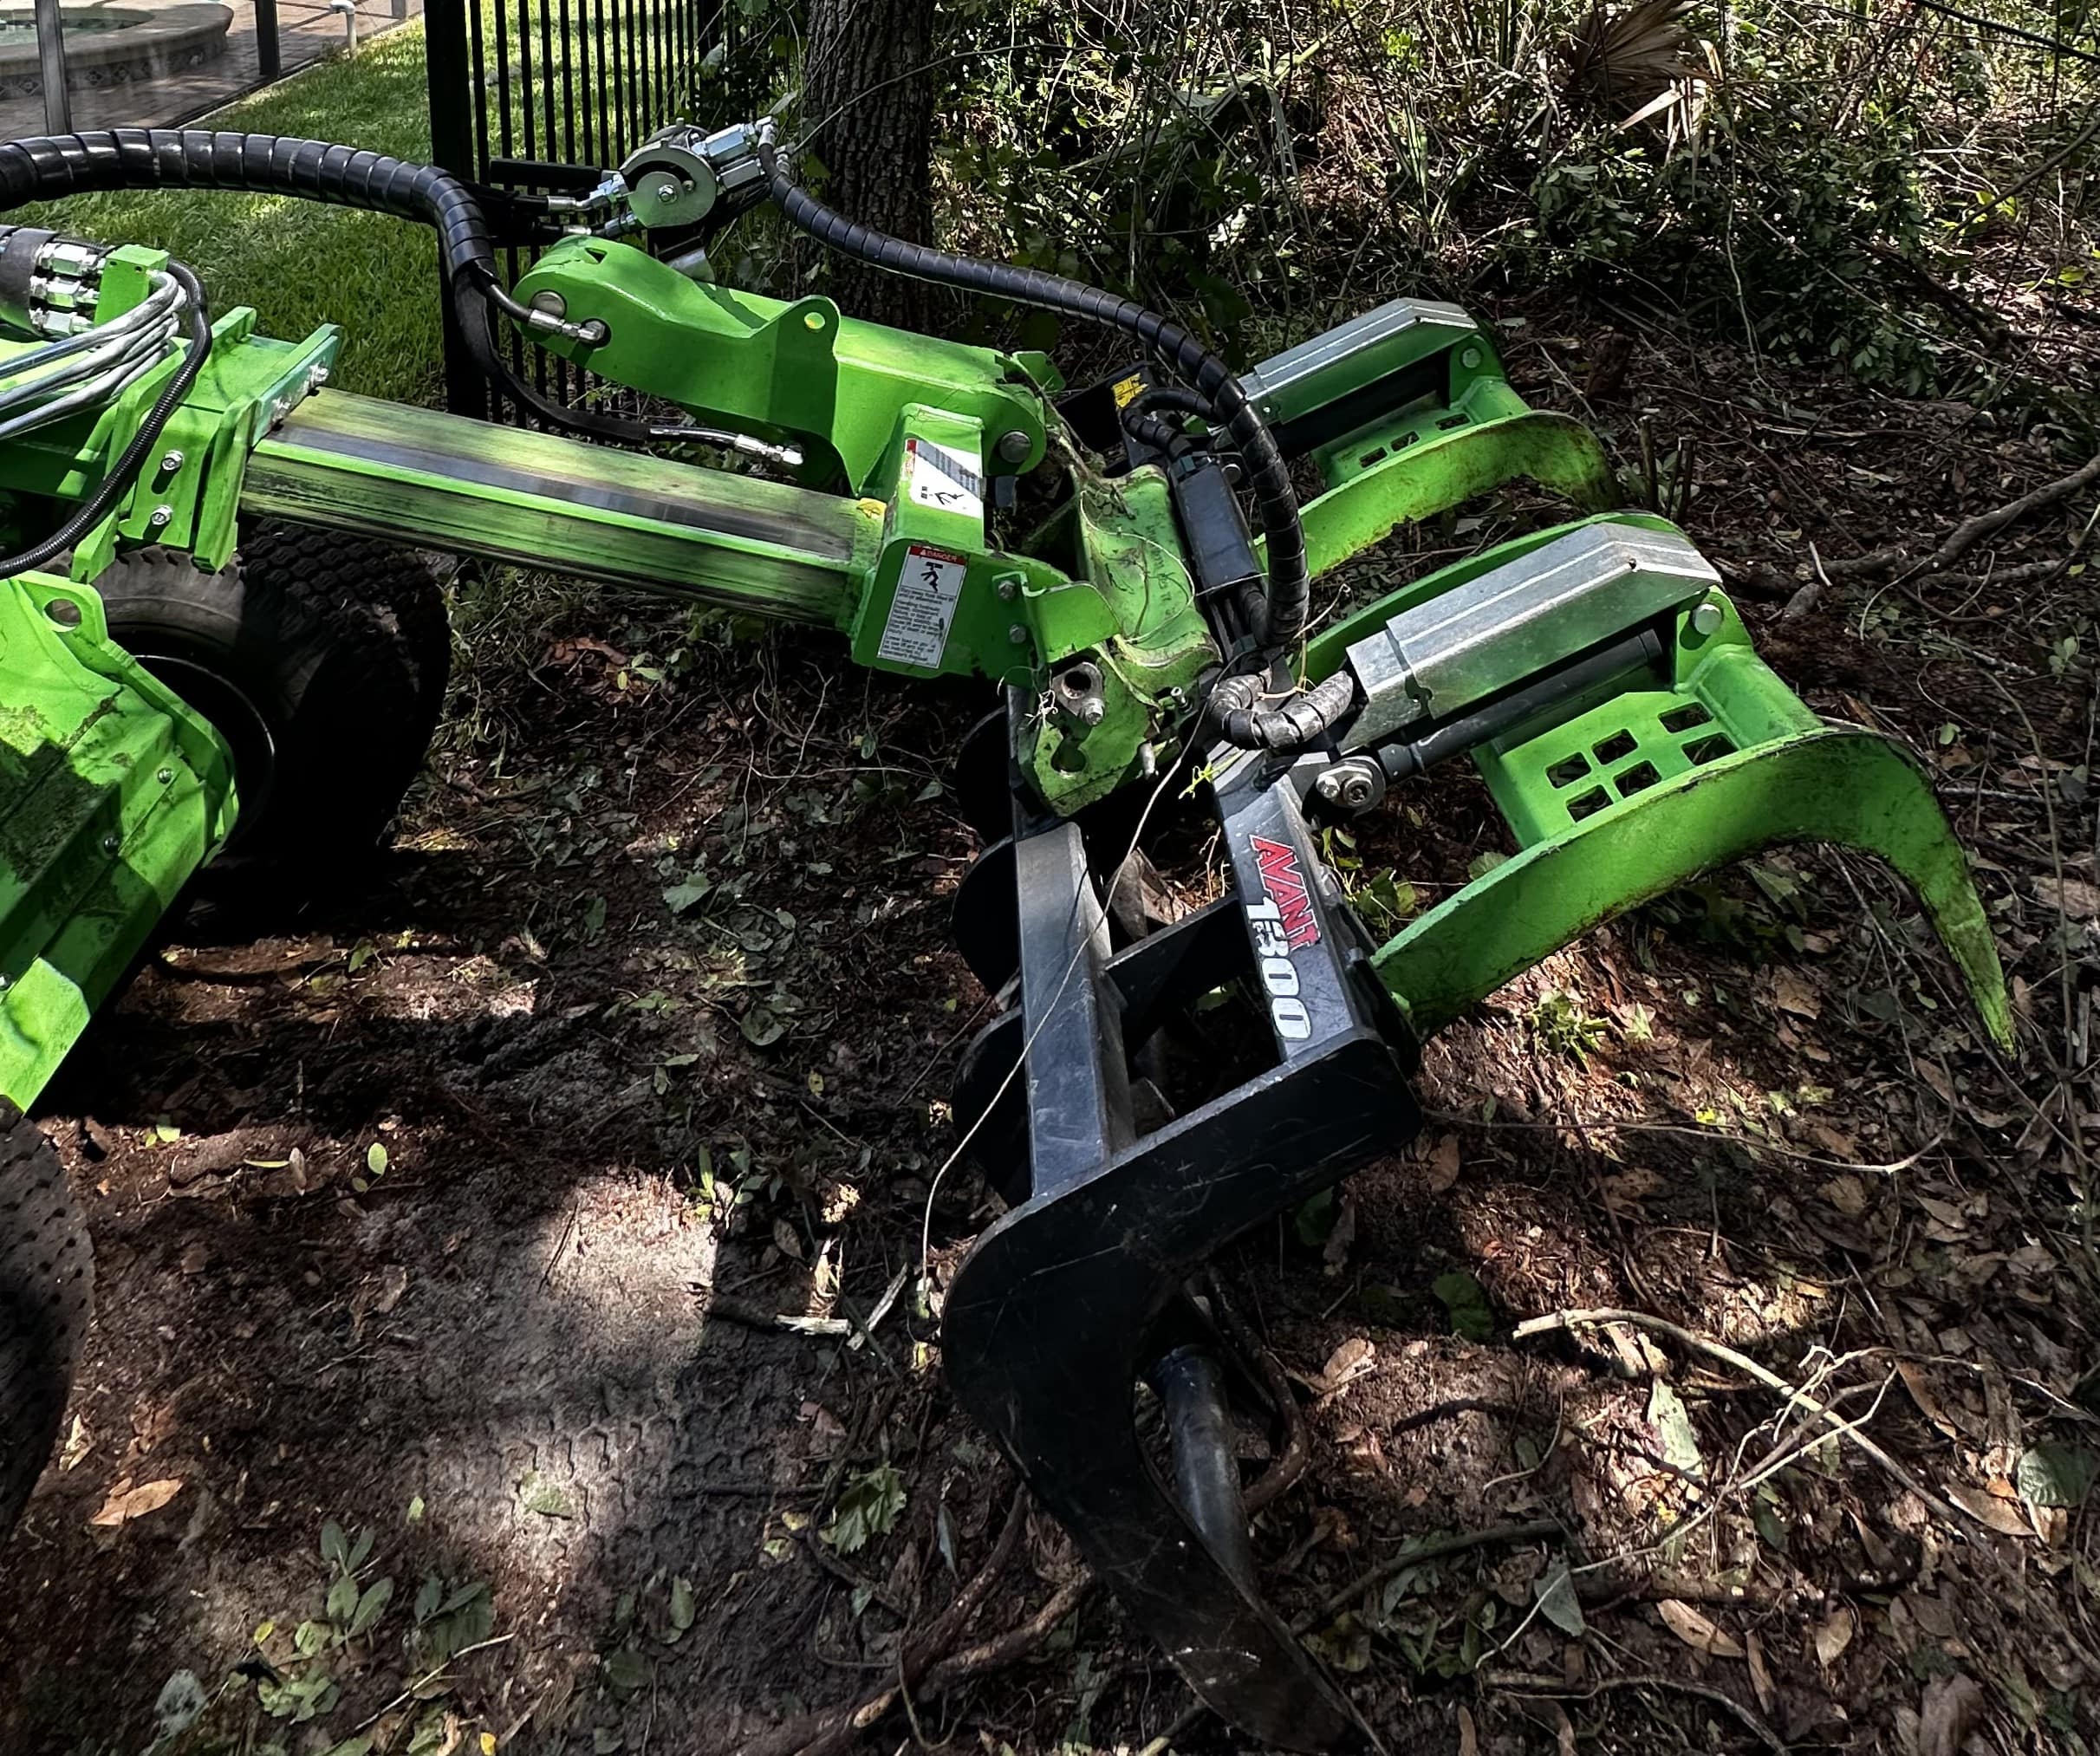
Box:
798, 0, 939, 330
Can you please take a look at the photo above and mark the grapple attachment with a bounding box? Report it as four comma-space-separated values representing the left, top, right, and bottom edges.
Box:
943, 303, 2009, 1749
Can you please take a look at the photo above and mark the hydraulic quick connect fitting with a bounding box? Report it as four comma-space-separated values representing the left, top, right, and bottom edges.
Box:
0, 227, 111, 338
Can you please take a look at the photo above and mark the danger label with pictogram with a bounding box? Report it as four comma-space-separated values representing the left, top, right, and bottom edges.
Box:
877, 543, 969, 670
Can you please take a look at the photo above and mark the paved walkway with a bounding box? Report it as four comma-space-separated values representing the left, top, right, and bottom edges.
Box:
2, 0, 421, 140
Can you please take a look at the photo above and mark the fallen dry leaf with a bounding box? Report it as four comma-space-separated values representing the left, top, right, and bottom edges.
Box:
1948, 1484, 2032, 1535
1457, 1704, 1479, 1756
1602, 1165, 1664, 1215
1772, 968, 1823, 1019
1817, 1174, 1869, 1218
1425, 1135, 1461, 1194
57, 1413, 92, 1473
1896, 1362, 1961, 1440
1918, 1675, 1986, 1756
1322, 1192, 1359, 1273
1656, 1599, 1745, 1659
373, 1263, 409, 1315
2036, 875, 2100, 920
1813, 1605, 1856, 1668
89, 1477, 183, 1528
1746, 1629, 1776, 1714
1317, 1337, 1376, 1392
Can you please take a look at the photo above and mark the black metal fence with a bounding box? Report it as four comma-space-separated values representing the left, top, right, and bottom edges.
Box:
424, 0, 719, 418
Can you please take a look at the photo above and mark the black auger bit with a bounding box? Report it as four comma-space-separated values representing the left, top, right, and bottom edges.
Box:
943, 699, 1421, 1751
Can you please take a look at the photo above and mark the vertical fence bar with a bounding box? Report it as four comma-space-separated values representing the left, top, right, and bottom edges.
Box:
32, 0, 70, 133
425, 0, 486, 418
254, 0, 282, 79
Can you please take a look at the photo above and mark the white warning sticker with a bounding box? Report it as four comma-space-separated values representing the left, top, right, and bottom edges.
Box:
878, 543, 968, 670
905, 437, 985, 520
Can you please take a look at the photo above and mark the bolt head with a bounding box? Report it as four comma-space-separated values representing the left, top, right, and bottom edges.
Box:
1077, 697, 1106, 726
102, 832, 122, 855
1691, 600, 1724, 636
1340, 772, 1376, 808
158, 449, 184, 474
156, 767, 174, 784
1315, 771, 1344, 803
656, 182, 679, 202
1460, 346, 1483, 369
1007, 624, 1029, 646
147, 505, 172, 528
996, 578, 1017, 602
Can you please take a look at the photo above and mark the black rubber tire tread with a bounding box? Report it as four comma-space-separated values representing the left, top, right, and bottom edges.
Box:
93, 525, 449, 883
0, 1103, 91, 1550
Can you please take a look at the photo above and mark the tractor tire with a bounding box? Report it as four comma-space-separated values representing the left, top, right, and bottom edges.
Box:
93, 524, 451, 889
0, 1105, 91, 1548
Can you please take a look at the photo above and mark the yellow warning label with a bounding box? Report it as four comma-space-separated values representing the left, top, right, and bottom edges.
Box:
1110, 374, 1146, 409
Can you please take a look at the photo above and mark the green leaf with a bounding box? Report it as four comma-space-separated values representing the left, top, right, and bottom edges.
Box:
1431, 1270, 1494, 1342
1291, 1187, 1337, 1248
406, 1494, 425, 1525
603, 1649, 652, 1694
320, 1519, 348, 1570
326, 1573, 360, 1622
1534, 1558, 1584, 1638
582, 894, 607, 939
366, 1141, 389, 1176
739, 1004, 787, 1048
414, 1574, 443, 1623
293, 1619, 333, 1657
2019, 1442, 2100, 1510
154, 1669, 208, 1737
349, 1576, 394, 1636
668, 1575, 696, 1636
663, 877, 713, 915
823, 1463, 907, 1555
1647, 1382, 1706, 1480
348, 1525, 375, 1572
322, 1737, 375, 1756
518, 1471, 572, 1518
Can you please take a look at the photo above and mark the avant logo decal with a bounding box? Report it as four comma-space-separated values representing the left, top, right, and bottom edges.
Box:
1249, 836, 1321, 950
1245, 834, 1320, 1042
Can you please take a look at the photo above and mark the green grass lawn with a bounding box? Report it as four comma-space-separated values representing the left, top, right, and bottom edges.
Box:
19, 28, 448, 406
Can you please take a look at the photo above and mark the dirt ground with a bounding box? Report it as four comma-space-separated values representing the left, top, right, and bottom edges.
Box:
3, 304, 2097, 1756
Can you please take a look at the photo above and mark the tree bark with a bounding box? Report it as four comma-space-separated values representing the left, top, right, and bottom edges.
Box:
798, 0, 939, 330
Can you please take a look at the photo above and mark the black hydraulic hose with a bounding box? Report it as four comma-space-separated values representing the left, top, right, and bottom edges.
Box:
1122, 407, 1206, 461
0, 132, 500, 289
755, 134, 1312, 652
0, 130, 653, 447
0, 258, 210, 577
1131, 384, 1217, 426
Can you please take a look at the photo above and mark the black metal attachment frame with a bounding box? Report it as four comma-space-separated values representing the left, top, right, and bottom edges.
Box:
943, 696, 1423, 1750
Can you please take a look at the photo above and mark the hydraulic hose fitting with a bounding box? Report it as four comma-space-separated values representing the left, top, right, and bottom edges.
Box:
0, 226, 108, 338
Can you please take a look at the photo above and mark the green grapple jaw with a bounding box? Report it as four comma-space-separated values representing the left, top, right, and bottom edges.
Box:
0, 571, 235, 1110
1296, 513, 2014, 1053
